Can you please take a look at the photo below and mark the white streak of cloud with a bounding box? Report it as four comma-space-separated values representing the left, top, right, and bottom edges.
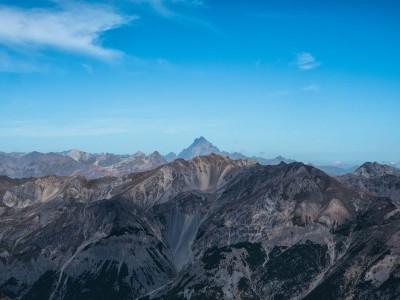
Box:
267, 90, 294, 98
295, 52, 321, 71
0, 3, 135, 59
132, 0, 223, 36
0, 118, 226, 138
82, 63, 94, 74
171, 0, 205, 7
133, 0, 205, 15
302, 83, 321, 92
0, 49, 42, 73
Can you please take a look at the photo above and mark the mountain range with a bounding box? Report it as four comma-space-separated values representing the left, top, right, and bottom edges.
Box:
0, 137, 296, 179
0, 136, 368, 180
0, 153, 400, 299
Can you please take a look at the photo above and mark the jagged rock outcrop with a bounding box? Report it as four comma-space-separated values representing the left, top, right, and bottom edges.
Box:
0, 155, 399, 299
340, 162, 400, 203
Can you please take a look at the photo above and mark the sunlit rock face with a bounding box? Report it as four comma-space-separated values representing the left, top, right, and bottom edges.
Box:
0, 155, 399, 299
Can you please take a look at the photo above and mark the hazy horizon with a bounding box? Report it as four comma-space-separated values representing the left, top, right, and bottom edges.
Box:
0, 135, 397, 167
1, 0, 399, 164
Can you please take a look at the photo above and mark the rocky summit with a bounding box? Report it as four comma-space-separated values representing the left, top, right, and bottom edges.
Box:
0, 154, 399, 299
339, 162, 400, 204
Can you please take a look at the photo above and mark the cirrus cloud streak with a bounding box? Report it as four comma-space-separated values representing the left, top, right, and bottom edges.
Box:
0, 3, 135, 59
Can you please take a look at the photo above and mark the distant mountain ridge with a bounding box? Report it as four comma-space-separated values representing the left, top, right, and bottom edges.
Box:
168, 136, 296, 165
310, 164, 358, 176
1, 137, 397, 179
0, 150, 166, 179
0, 137, 295, 179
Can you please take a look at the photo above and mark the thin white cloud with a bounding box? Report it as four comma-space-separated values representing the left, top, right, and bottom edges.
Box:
295, 52, 321, 71
302, 83, 321, 92
157, 58, 176, 71
133, 0, 205, 15
0, 49, 43, 73
0, 118, 227, 138
0, 3, 135, 59
267, 90, 295, 98
171, 0, 205, 6
82, 63, 94, 74
133, 0, 173, 16
0, 119, 130, 138
132, 0, 223, 36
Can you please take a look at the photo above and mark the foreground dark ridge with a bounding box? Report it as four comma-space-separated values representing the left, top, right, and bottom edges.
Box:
0, 154, 399, 299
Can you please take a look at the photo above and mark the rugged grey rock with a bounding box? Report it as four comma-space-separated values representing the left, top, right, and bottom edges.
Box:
0, 150, 166, 179
0, 155, 399, 299
340, 162, 400, 203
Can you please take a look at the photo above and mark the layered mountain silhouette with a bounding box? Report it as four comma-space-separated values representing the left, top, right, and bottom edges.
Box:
0, 137, 295, 179
0, 150, 167, 179
0, 154, 400, 299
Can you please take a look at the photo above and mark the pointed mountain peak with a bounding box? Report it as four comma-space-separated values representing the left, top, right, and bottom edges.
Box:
148, 151, 166, 163
178, 137, 221, 160
194, 136, 208, 143
164, 152, 177, 162
191, 136, 213, 147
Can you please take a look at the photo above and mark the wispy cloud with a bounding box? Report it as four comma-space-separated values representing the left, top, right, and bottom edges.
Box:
82, 63, 94, 74
0, 49, 43, 73
0, 3, 135, 60
172, 0, 205, 6
0, 118, 226, 138
133, 0, 173, 16
132, 0, 223, 36
133, 0, 205, 16
0, 119, 130, 138
302, 82, 321, 92
157, 58, 176, 71
295, 52, 321, 71
266, 90, 295, 98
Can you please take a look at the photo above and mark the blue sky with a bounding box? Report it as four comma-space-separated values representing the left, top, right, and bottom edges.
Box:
0, 0, 399, 164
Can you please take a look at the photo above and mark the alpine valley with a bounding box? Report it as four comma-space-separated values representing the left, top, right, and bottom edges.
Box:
0, 139, 400, 299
